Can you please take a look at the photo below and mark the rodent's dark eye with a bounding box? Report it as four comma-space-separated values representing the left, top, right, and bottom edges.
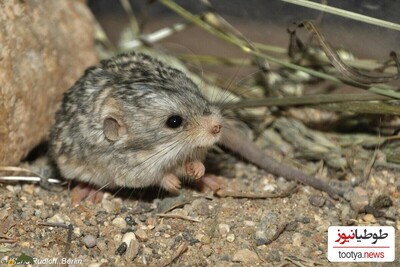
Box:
166, 115, 183, 128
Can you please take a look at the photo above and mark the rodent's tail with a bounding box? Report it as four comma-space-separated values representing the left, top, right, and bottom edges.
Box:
219, 123, 339, 200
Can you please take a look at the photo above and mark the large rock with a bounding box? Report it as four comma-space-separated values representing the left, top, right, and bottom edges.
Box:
0, 0, 98, 165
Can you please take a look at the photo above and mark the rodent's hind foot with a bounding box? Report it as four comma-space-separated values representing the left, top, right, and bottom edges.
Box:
185, 161, 205, 180
71, 183, 104, 205
198, 174, 225, 192
160, 173, 181, 193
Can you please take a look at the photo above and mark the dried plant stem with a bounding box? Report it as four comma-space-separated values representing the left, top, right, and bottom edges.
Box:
179, 53, 391, 74
281, 0, 400, 32
121, 22, 189, 50
222, 93, 390, 109
154, 242, 188, 267
156, 213, 201, 222
120, 0, 140, 34
0, 176, 61, 184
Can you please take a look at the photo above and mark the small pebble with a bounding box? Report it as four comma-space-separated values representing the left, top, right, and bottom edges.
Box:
191, 198, 210, 216
97, 239, 108, 252
363, 214, 376, 223
202, 245, 213, 257
218, 223, 230, 235
226, 234, 235, 242
232, 249, 259, 263
73, 227, 82, 237
308, 195, 325, 207
83, 235, 97, 248
146, 217, 156, 229
126, 239, 140, 260
101, 199, 115, 213
372, 195, 393, 209
6, 185, 21, 194
115, 242, 127, 255
138, 214, 147, 222
254, 230, 268, 246
20, 241, 30, 248
285, 221, 298, 231
22, 184, 35, 195
47, 213, 70, 224
112, 217, 127, 229
262, 184, 276, 192
125, 215, 135, 226
39, 210, 50, 220
122, 232, 136, 245
267, 249, 281, 262
111, 198, 123, 212
35, 199, 44, 206
200, 235, 211, 245
135, 229, 148, 241
350, 187, 369, 212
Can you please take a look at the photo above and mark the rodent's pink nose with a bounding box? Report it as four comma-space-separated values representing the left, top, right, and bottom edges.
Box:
211, 124, 222, 135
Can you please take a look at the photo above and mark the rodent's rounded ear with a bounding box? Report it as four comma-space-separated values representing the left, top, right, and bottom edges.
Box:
103, 116, 126, 141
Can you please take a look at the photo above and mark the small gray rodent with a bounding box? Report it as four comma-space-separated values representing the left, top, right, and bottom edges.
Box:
50, 52, 338, 198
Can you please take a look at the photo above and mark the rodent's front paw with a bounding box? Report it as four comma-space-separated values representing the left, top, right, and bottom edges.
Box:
70, 183, 104, 205
160, 173, 181, 193
185, 161, 205, 180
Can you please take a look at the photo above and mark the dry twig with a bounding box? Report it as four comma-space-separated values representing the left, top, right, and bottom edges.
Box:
156, 213, 202, 223
154, 242, 189, 267
215, 185, 298, 199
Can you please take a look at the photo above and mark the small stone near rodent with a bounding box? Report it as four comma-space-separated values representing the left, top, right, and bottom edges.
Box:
191, 198, 210, 216
135, 229, 148, 242
125, 215, 136, 226
47, 213, 70, 224
138, 214, 147, 222
115, 242, 128, 255
308, 195, 325, 207
285, 221, 298, 231
350, 187, 369, 212
202, 245, 213, 257
82, 235, 97, 248
126, 239, 140, 261
112, 217, 127, 229
226, 234, 235, 242
372, 195, 393, 209
97, 239, 108, 252
122, 232, 136, 245
218, 223, 230, 235
101, 199, 115, 213
267, 250, 281, 262
254, 230, 268, 246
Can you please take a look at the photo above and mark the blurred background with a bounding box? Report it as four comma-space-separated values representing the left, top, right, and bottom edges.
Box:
88, 0, 400, 60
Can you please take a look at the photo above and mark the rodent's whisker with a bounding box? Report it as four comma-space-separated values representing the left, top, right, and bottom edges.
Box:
217, 69, 264, 108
